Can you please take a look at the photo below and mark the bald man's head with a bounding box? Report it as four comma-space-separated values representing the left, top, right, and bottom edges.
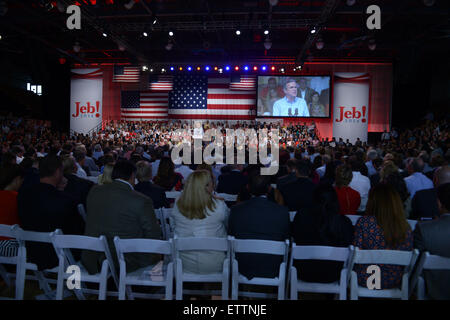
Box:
434, 165, 450, 187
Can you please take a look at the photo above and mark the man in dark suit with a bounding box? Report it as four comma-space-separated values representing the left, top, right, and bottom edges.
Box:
217, 164, 248, 195
62, 155, 94, 208
410, 166, 450, 220
297, 77, 317, 106
229, 174, 290, 279
276, 159, 298, 189
17, 155, 85, 270
134, 160, 169, 209
82, 160, 161, 274
278, 159, 315, 212
414, 183, 450, 299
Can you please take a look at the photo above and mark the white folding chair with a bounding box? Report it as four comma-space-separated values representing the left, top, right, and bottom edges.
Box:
51, 234, 119, 300
174, 236, 230, 300
407, 219, 418, 230
289, 211, 297, 222
230, 237, 289, 300
154, 209, 166, 240
409, 252, 450, 300
289, 244, 354, 300
165, 191, 181, 199
345, 215, 362, 226
216, 193, 238, 202
348, 248, 419, 300
77, 204, 87, 222
113, 237, 174, 300
0, 224, 25, 300
159, 208, 174, 240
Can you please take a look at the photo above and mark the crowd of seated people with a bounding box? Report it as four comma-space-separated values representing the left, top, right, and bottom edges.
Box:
0, 114, 449, 299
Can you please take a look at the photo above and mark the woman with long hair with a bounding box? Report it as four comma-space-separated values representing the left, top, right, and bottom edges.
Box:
334, 164, 361, 215
353, 183, 413, 289
171, 170, 229, 274
292, 184, 354, 283
152, 157, 183, 191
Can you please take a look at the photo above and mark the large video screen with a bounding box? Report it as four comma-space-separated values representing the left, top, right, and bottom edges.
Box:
257, 76, 331, 118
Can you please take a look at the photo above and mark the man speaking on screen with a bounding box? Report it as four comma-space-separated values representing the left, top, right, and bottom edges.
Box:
272, 78, 309, 117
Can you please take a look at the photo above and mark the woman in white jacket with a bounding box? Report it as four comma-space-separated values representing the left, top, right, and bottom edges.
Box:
171, 170, 229, 274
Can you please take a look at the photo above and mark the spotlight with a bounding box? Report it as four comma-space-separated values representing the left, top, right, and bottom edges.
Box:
197, 67, 201, 71
187, 66, 192, 71
264, 30, 269, 35
161, 68, 166, 73
102, 33, 107, 37
73, 42, 81, 53
236, 30, 241, 35
261, 66, 267, 71
142, 66, 148, 71
205, 66, 210, 71
368, 39, 376, 51
271, 66, 276, 71
150, 68, 154, 72
244, 66, 249, 71
0, 35, 2, 41
169, 31, 174, 37
218, 68, 223, 74
280, 68, 285, 73
235, 66, 239, 71
179, 67, 183, 71
170, 67, 175, 71
315, 37, 324, 50
143, 32, 148, 37
310, 27, 317, 34
124, 0, 135, 10
214, 66, 218, 71
253, 66, 258, 71
152, 17, 157, 25
264, 38, 272, 50
225, 66, 230, 71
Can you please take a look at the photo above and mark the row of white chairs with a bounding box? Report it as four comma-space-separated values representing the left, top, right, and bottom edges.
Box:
2, 223, 449, 300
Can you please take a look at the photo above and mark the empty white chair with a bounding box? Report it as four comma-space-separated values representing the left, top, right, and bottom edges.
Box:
289, 211, 297, 222
77, 204, 87, 222
0, 224, 25, 300
216, 193, 238, 202
52, 234, 118, 300
409, 252, 450, 300
174, 236, 230, 300
349, 248, 419, 300
165, 191, 181, 199
113, 237, 174, 300
230, 237, 289, 300
159, 208, 174, 240
289, 244, 354, 300
345, 215, 362, 226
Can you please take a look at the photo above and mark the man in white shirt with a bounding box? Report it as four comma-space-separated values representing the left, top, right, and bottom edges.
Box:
348, 158, 371, 212
272, 79, 309, 117
365, 149, 379, 176
404, 157, 434, 198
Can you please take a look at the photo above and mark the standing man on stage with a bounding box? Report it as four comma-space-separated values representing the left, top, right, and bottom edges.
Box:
272, 78, 309, 117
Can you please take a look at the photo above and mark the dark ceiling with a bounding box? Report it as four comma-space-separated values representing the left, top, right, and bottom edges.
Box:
0, 0, 449, 67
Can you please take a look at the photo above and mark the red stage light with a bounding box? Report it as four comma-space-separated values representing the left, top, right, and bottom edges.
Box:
253, 66, 258, 71
271, 66, 275, 71
214, 66, 218, 71
235, 66, 239, 71
59, 57, 66, 65
197, 67, 201, 71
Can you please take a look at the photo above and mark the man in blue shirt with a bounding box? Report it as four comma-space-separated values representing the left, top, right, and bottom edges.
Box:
272, 79, 309, 117
404, 157, 434, 198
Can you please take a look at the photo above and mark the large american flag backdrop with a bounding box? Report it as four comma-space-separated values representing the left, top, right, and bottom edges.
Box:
119, 73, 256, 121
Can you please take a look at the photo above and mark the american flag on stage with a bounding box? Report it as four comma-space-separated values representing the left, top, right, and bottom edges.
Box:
120, 91, 169, 120
149, 75, 174, 91
168, 75, 256, 120
113, 66, 140, 83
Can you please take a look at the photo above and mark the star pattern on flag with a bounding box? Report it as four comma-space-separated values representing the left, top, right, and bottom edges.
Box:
169, 75, 208, 109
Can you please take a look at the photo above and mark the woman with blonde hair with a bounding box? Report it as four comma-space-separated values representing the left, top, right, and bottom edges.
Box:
98, 162, 114, 185
353, 183, 413, 289
171, 170, 229, 274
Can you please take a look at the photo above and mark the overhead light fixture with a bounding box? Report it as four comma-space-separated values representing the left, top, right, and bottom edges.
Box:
161, 68, 166, 73
368, 39, 376, 51
124, 0, 135, 10
143, 32, 148, 37
73, 42, 81, 53
152, 17, 157, 25
264, 38, 272, 50
102, 33, 107, 37
0, 35, 2, 41
169, 31, 174, 37
142, 66, 148, 71
150, 68, 154, 72
310, 26, 317, 34
236, 30, 241, 35
346, 0, 356, 6
280, 68, 285, 73
264, 30, 269, 35
315, 37, 324, 50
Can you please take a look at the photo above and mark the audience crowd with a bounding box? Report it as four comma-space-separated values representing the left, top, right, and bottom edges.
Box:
0, 115, 449, 299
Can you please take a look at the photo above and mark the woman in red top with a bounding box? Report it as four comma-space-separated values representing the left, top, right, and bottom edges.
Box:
334, 164, 361, 215
0, 164, 24, 257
